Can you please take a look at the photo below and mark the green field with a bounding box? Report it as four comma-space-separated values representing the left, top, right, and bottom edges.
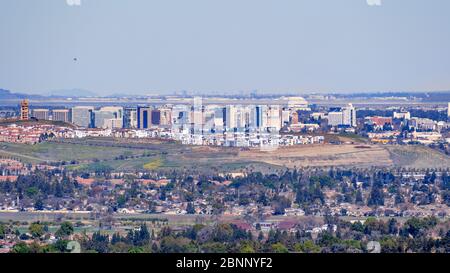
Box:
387, 145, 450, 169
0, 141, 144, 164
2, 138, 448, 173
0, 138, 272, 173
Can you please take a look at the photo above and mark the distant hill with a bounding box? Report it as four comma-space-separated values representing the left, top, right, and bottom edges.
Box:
0, 88, 98, 100
47, 89, 98, 98
0, 89, 28, 99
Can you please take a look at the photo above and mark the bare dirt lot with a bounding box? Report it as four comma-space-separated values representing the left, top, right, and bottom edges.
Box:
239, 144, 393, 168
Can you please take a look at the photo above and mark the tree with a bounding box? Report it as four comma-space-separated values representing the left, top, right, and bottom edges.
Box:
11, 242, 30, 253
0, 224, 5, 239
56, 222, 74, 238
355, 190, 364, 205
53, 240, 70, 253
29, 222, 45, 238
368, 183, 384, 206
270, 242, 289, 253
34, 199, 44, 211
240, 243, 255, 253
87, 231, 110, 253
295, 240, 321, 253
186, 202, 195, 214
388, 218, 398, 235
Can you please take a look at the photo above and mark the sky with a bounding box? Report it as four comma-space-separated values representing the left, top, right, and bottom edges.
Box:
0, 0, 450, 96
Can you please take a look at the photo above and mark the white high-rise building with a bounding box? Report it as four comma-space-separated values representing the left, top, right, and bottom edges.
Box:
100, 106, 123, 118
327, 103, 357, 127
93, 110, 114, 128
71, 106, 94, 128
31, 109, 50, 120
448, 102, 450, 118
225, 105, 237, 130
265, 105, 281, 132
327, 111, 344, 127
52, 109, 71, 123
342, 103, 357, 127
91, 107, 123, 129
192, 97, 204, 134
123, 108, 137, 128
281, 109, 291, 127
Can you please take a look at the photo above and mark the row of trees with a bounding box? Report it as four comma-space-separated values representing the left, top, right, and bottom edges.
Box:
7, 216, 450, 253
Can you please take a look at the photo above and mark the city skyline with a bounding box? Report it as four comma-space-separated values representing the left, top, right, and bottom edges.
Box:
1, 0, 450, 96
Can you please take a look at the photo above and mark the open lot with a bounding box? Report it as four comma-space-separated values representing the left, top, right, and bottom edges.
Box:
386, 145, 450, 169
1, 138, 449, 172
238, 145, 393, 169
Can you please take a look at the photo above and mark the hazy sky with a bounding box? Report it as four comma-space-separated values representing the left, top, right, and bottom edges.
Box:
1, 0, 450, 95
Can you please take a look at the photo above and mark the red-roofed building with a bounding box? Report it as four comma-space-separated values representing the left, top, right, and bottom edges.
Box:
76, 177, 96, 185
0, 176, 18, 182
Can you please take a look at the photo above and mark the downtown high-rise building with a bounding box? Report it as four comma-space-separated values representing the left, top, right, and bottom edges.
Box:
342, 103, 357, 127
327, 103, 356, 127
448, 102, 450, 118
93, 110, 115, 128
93, 106, 123, 129
31, 109, 50, 120
159, 107, 172, 127
71, 106, 94, 128
137, 106, 152, 129
123, 107, 137, 128
52, 109, 71, 123
266, 105, 282, 132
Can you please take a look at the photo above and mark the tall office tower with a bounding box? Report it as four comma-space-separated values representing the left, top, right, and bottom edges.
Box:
291, 111, 299, 125
250, 105, 263, 131
52, 109, 71, 122
225, 105, 237, 131
281, 108, 290, 127
31, 109, 50, 120
93, 110, 114, 128
265, 105, 281, 132
212, 108, 224, 131
71, 106, 94, 128
327, 111, 344, 126
20, 99, 29, 120
99, 106, 123, 128
342, 103, 357, 127
448, 102, 450, 118
151, 109, 161, 125
123, 108, 137, 128
234, 106, 251, 131
137, 106, 152, 129
100, 106, 123, 119
171, 105, 189, 125
159, 107, 172, 126
202, 107, 216, 133
191, 97, 204, 134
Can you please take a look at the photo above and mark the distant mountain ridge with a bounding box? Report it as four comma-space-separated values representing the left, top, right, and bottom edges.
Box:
1, 88, 449, 101
47, 89, 97, 98
0, 88, 97, 100
0, 89, 38, 99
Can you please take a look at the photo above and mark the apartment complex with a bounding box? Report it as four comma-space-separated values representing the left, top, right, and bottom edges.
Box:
52, 109, 71, 123
71, 106, 94, 128
326, 103, 357, 127
31, 109, 50, 120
